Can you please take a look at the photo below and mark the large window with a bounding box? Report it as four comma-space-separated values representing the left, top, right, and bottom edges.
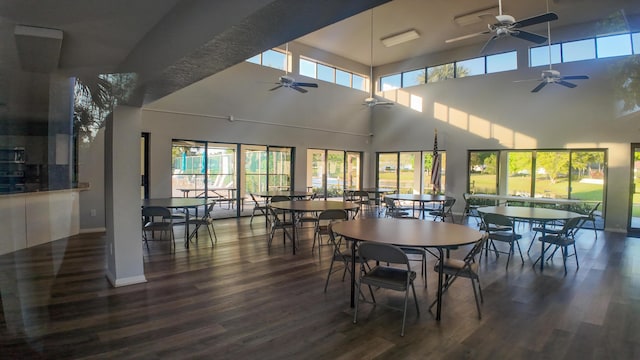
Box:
171, 140, 237, 197
268, 147, 292, 190
299, 56, 367, 91
246, 49, 287, 71
243, 144, 293, 196
468, 151, 499, 194
307, 149, 362, 199
172, 140, 206, 197
506, 151, 533, 196
529, 31, 640, 67
468, 149, 606, 222
377, 151, 446, 194
380, 51, 518, 90
486, 51, 517, 74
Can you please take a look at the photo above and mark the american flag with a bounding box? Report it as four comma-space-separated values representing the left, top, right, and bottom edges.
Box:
430, 129, 441, 193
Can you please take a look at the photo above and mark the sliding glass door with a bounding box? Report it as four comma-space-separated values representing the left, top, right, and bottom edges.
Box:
377, 151, 446, 194
468, 151, 499, 194
242, 144, 293, 200
307, 149, 362, 199
268, 147, 292, 190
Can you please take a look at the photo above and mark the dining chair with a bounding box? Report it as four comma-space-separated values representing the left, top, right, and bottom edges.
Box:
429, 233, 488, 319
297, 192, 320, 229
267, 196, 295, 251
481, 212, 523, 269
249, 193, 269, 226
382, 196, 411, 218
533, 216, 582, 275
461, 193, 481, 226
354, 242, 420, 337
187, 201, 217, 246
352, 190, 373, 216
142, 206, 175, 253
528, 219, 567, 255
323, 223, 371, 295
399, 246, 428, 288
312, 209, 348, 255
429, 198, 456, 222
579, 201, 600, 239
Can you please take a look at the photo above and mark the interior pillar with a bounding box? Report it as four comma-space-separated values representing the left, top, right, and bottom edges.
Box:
104, 105, 146, 287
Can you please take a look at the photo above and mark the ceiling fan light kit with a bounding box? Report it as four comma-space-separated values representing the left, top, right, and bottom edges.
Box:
268, 43, 318, 93
515, 0, 589, 92
446, 0, 558, 54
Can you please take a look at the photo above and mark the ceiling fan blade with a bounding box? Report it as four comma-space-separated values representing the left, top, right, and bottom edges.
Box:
480, 35, 498, 54
446, 30, 490, 43
291, 86, 308, 93
511, 30, 547, 44
269, 85, 283, 91
557, 80, 577, 88
513, 12, 558, 28
293, 82, 318, 88
531, 82, 548, 93
562, 75, 589, 80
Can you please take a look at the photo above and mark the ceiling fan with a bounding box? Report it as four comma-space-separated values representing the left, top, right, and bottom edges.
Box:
269, 43, 318, 93
363, 10, 393, 108
516, 1, 589, 92
446, 0, 558, 54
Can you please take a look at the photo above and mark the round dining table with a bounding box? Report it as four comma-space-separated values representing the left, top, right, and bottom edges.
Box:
269, 200, 360, 255
252, 190, 315, 200
332, 218, 484, 321
477, 206, 584, 271
384, 193, 453, 219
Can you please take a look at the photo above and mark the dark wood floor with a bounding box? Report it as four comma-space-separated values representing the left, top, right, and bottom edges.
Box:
1, 214, 639, 359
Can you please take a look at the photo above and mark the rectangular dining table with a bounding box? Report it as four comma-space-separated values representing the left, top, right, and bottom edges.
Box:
332, 218, 484, 321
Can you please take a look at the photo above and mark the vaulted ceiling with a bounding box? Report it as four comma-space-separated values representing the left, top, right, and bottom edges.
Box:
0, 0, 638, 114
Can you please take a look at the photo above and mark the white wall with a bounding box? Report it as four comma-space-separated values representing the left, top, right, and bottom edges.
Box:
78, 39, 640, 233
371, 56, 638, 232
141, 61, 374, 198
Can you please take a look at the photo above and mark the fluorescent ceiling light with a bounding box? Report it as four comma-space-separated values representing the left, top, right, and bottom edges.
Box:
381, 29, 420, 47
453, 6, 499, 27
14, 25, 63, 73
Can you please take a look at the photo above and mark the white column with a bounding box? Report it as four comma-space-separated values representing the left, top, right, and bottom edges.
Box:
104, 106, 146, 287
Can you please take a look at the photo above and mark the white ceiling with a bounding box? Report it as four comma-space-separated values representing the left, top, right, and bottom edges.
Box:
297, 0, 640, 67
0, 0, 638, 109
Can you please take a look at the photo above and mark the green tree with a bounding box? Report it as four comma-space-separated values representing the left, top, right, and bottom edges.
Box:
508, 152, 532, 176
74, 73, 137, 145
536, 152, 569, 184
417, 64, 470, 83
571, 151, 606, 178
483, 154, 497, 175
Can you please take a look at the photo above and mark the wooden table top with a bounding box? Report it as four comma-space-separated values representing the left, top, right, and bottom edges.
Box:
477, 206, 583, 221
269, 200, 359, 212
332, 218, 483, 248
384, 193, 452, 203
469, 194, 582, 205
346, 188, 396, 194
252, 191, 314, 198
